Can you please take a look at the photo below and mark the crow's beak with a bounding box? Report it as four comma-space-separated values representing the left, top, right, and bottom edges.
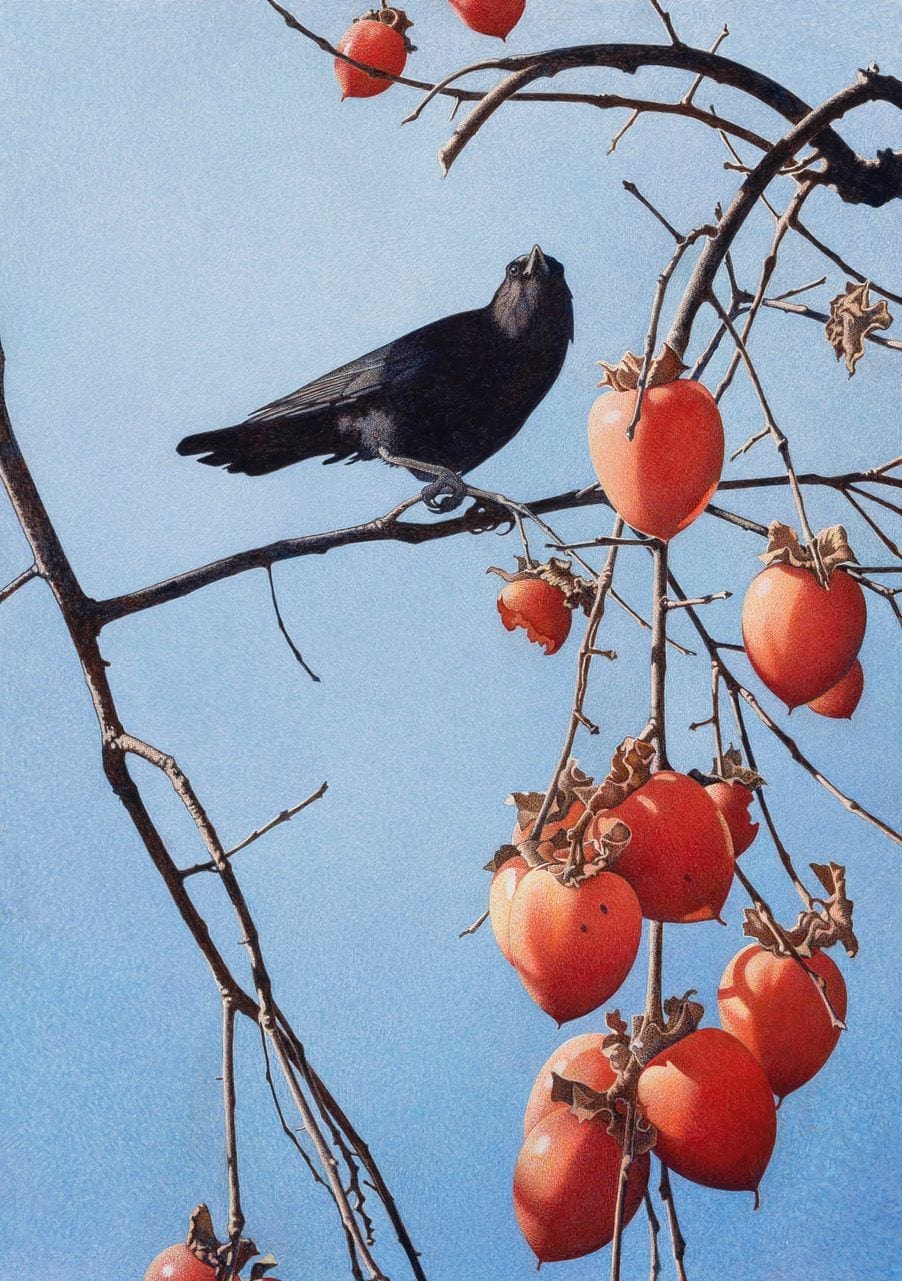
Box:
524, 244, 549, 278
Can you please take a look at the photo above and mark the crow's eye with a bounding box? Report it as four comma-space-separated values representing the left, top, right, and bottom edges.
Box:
508, 263, 521, 278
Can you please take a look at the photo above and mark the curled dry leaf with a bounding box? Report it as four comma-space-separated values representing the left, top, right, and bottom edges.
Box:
186, 1203, 258, 1275
826, 280, 893, 376
595, 346, 687, 391
484, 843, 523, 873
629, 992, 705, 1068
250, 1257, 280, 1281
710, 744, 766, 789
743, 861, 858, 957
586, 736, 656, 815
487, 557, 595, 615
507, 758, 595, 833
760, 521, 857, 578
559, 817, 631, 884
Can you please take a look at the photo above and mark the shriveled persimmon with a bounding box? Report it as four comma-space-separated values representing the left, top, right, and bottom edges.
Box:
497, 578, 571, 654
806, 658, 864, 719
718, 944, 847, 1099
587, 379, 724, 541
637, 1027, 777, 1194
514, 1103, 649, 1262
741, 564, 866, 708
335, 10, 410, 99
450, 0, 525, 39
590, 771, 734, 923
704, 779, 758, 857
508, 865, 642, 1023
523, 1031, 614, 1136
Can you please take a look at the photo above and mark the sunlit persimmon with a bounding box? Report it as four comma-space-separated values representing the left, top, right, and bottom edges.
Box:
590, 771, 734, 923
488, 853, 529, 964
718, 945, 847, 1099
497, 578, 572, 654
514, 1104, 649, 1262
144, 1244, 216, 1281
637, 1028, 777, 1194
587, 379, 724, 541
450, 0, 525, 39
741, 565, 866, 708
704, 780, 759, 856
806, 659, 864, 719
523, 1032, 614, 1136
508, 866, 642, 1023
335, 13, 409, 99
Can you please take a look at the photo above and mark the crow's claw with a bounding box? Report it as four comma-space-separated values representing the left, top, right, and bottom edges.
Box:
465, 496, 516, 535
421, 469, 468, 514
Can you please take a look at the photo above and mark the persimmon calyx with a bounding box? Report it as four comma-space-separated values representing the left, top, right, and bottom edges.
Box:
355, 7, 415, 48
488, 557, 595, 614
186, 1204, 259, 1276
585, 736, 655, 816
506, 758, 594, 835
595, 345, 686, 391
826, 280, 893, 376
744, 862, 858, 958
760, 521, 858, 579
709, 744, 766, 789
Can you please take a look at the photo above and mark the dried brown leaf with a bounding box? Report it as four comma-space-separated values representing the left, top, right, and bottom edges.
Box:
587, 736, 655, 814
743, 862, 857, 958
550, 1072, 657, 1155
484, 843, 522, 873
186, 1205, 221, 1267
251, 1258, 280, 1281
629, 992, 704, 1068
506, 759, 595, 835
710, 744, 766, 789
826, 281, 893, 376
217, 1238, 260, 1274
595, 346, 686, 391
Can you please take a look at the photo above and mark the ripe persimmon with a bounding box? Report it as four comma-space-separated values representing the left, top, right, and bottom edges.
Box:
523, 1031, 613, 1136
508, 866, 642, 1023
514, 1104, 649, 1262
591, 771, 734, 923
335, 12, 409, 99
587, 380, 724, 541
637, 1028, 777, 1193
497, 578, 571, 653
741, 564, 866, 708
144, 1245, 216, 1281
488, 853, 529, 964
450, 0, 525, 39
718, 945, 847, 1099
806, 658, 864, 719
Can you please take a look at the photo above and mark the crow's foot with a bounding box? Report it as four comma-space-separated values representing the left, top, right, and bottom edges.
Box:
420, 469, 468, 514
465, 495, 516, 535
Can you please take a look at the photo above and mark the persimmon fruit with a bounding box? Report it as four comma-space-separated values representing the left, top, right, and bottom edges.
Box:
508, 866, 642, 1023
523, 1031, 613, 1136
587, 379, 724, 541
488, 853, 529, 964
450, 0, 525, 39
497, 578, 571, 654
741, 564, 866, 708
637, 1027, 777, 1193
718, 944, 847, 1099
806, 658, 864, 719
144, 1245, 216, 1281
335, 13, 408, 99
704, 779, 759, 857
590, 771, 734, 923
514, 1104, 649, 1262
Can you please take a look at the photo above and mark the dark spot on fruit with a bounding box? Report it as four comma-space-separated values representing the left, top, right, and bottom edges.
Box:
599, 903, 609, 914
580, 923, 589, 934
683, 873, 694, 883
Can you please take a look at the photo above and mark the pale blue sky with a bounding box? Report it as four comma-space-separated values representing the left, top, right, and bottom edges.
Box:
0, 2, 899, 1278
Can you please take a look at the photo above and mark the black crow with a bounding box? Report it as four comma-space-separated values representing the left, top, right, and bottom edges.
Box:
177, 245, 572, 510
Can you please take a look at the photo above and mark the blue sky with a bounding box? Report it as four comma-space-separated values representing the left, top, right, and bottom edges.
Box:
0, 2, 899, 1278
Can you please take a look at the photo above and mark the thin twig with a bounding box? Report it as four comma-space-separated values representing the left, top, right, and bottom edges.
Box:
181, 782, 329, 878
645, 1189, 662, 1281
220, 995, 245, 1280
266, 564, 321, 682
664, 591, 730, 609
659, 1162, 688, 1281
0, 564, 38, 605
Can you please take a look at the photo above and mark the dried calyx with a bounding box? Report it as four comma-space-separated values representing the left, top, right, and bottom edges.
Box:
761, 521, 857, 581
487, 556, 595, 614
550, 995, 704, 1153
596, 345, 687, 392
356, 6, 415, 48
185, 1203, 272, 1279
691, 743, 765, 789
744, 862, 858, 958
826, 280, 893, 376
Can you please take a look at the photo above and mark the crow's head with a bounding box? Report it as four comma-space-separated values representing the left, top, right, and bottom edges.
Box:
490, 246, 573, 344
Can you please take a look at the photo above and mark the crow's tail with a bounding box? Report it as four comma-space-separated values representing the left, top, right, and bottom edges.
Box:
177, 414, 353, 476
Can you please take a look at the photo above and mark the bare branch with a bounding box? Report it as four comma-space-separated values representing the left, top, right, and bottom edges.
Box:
181, 781, 329, 879
221, 996, 245, 1280
659, 1163, 688, 1281
0, 564, 38, 605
